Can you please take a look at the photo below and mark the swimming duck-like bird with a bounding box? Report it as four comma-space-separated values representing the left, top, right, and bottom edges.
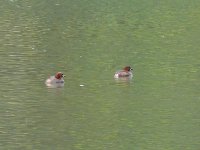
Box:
45, 72, 65, 87
114, 66, 133, 78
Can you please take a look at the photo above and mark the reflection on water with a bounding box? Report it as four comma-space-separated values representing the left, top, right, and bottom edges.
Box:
45, 82, 65, 88
0, 0, 200, 149
114, 76, 133, 87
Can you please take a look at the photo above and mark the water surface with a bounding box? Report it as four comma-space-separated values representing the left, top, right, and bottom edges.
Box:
0, 0, 200, 149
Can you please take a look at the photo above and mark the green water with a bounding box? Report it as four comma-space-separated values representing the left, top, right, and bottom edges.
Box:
0, 0, 200, 149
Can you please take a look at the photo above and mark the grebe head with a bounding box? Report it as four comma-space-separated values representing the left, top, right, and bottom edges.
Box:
123, 66, 133, 72
55, 72, 65, 79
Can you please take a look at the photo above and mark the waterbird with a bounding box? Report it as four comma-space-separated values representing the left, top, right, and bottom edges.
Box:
45, 72, 65, 88
114, 66, 133, 78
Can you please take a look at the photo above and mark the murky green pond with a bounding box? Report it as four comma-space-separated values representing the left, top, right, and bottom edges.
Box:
0, 0, 199, 149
